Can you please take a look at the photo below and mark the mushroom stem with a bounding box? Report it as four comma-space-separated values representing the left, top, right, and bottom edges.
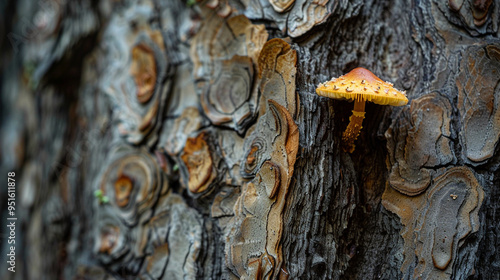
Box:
342, 99, 366, 153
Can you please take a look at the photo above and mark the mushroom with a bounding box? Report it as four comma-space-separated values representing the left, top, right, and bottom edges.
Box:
316, 67, 408, 153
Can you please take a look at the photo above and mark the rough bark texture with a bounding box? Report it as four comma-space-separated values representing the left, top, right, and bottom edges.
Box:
1, 0, 500, 279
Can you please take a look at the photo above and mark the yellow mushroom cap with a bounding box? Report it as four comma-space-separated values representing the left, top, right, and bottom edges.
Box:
316, 67, 408, 106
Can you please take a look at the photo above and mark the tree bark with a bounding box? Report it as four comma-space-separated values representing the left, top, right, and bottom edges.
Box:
1, 0, 499, 279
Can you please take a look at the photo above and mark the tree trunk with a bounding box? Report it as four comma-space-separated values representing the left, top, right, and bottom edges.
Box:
1, 0, 499, 279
